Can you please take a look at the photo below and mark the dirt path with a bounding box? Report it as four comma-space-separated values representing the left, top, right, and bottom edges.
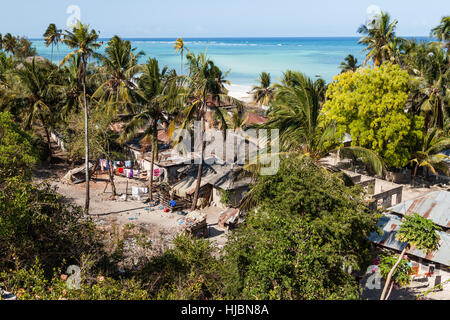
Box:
33, 139, 228, 246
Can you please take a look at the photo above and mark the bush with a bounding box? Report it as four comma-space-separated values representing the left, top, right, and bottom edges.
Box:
0, 180, 104, 273
140, 235, 223, 300
221, 156, 379, 299
0, 259, 148, 300
0, 111, 38, 181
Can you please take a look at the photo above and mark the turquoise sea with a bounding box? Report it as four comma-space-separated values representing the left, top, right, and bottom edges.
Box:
30, 37, 429, 85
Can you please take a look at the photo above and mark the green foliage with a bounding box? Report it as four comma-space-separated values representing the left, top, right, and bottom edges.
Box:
0, 259, 148, 300
43, 23, 62, 63
220, 189, 232, 206
222, 156, 379, 300
0, 180, 103, 272
378, 254, 412, 287
91, 35, 144, 114
140, 234, 223, 300
0, 33, 36, 58
357, 11, 400, 66
339, 55, 360, 73
264, 71, 323, 154
0, 112, 38, 181
251, 72, 276, 107
396, 213, 442, 254
410, 128, 450, 181
0, 112, 103, 272
255, 71, 384, 175
402, 41, 449, 130
431, 16, 450, 45
322, 63, 425, 168
60, 108, 122, 162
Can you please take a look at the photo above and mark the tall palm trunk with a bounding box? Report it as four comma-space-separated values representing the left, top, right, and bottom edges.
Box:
81, 61, 90, 215
180, 53, 183, 75
412, 163, 419, 187
380, 246, 407, 300
106, 156, 116, 197
39, 114, 52, 160
149, 124, 158, 202
149, 148, 155, 202
374, 56, 381, 67
191, 109, 206, 210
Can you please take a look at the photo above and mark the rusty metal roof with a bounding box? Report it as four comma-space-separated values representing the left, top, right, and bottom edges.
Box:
368, 214, 450, 267
388, 191, 450, 229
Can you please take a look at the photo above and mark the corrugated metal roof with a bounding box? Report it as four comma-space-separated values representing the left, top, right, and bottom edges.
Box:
368, 214, 450, 267
388, 191, 450, 229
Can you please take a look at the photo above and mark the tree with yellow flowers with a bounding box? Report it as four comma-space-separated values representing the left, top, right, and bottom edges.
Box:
321, 62, 425, 169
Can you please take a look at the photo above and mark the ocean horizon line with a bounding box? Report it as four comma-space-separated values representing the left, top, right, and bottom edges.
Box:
27, 35, 433, 41
27, 36, 435, 85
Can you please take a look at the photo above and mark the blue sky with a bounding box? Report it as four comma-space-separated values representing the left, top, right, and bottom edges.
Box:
0, 0, 447, 38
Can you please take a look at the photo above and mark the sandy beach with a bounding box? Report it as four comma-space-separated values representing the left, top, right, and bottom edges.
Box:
225, 84, 254, 104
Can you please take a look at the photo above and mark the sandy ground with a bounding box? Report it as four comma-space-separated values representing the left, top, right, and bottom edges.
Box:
360, 275, 450, 300
33, 142, 229, 248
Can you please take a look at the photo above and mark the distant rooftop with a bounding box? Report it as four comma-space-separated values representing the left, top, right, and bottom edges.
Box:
368, 214, 450, 267
388, 191, 450, 229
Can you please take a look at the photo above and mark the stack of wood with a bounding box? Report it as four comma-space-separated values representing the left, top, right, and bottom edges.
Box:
178, 211, 208, 238
155, 186, 191, 212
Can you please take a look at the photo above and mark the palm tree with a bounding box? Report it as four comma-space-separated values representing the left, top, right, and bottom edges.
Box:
120, 58, 182, 202
0, 53, 14, 108
431, 16, 450, 49
58, 54, 83, 116
178, 52, 242, 210
357, 11, 400, 67
43, 23, 62, 63
410, 128, 450, 187
405, 42, 449, 129
0, 33, 3, 51
258, 71, 384, 175
339, 55, 360, 73
251, 72, 276, 107
2, 33, 17, 56
15, 58, 57, 157
16, 37, 37, 58
387, 36, 406, 64
60, 22, 101, 215
174, 38, 187, 75
92, 35, 144, 114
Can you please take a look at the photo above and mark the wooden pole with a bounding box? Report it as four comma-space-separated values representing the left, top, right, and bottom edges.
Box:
125, 180, 129, 201
103, 182, 109, 193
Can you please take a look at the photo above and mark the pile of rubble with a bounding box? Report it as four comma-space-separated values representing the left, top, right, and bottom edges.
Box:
178, 211, 208, 238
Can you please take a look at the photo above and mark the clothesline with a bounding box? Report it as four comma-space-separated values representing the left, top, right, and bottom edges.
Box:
98, 159, 166, 180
